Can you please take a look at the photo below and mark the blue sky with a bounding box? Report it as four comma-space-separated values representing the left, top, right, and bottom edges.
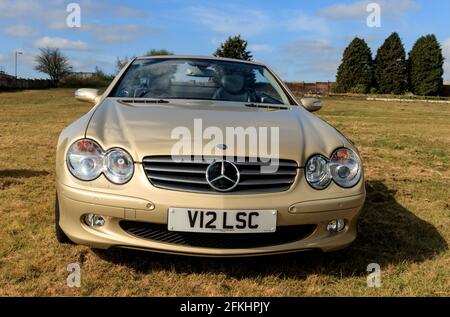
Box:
0, 0, 449, 81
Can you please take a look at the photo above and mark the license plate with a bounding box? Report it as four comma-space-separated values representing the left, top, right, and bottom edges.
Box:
168, 208, 277, 233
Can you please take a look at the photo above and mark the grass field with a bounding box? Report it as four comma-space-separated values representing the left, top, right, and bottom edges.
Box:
0, 89, 448, 296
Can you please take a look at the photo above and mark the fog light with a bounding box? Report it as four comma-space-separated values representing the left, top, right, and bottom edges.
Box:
326, 219, 345, 233
85, 213, 105, 227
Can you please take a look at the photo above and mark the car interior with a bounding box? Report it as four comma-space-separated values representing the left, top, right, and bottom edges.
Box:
112, 59, 286, 104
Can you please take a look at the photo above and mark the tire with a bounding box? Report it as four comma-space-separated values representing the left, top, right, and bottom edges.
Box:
55, 192, 74, 244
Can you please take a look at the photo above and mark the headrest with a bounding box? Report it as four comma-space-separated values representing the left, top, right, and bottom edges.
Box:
150, 75, 171, 92
221, 75, 245, 94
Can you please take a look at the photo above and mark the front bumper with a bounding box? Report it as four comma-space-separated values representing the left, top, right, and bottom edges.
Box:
56, 176, 365, 256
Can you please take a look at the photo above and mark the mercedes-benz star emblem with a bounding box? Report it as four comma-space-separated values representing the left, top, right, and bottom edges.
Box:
205, 160, 240, 192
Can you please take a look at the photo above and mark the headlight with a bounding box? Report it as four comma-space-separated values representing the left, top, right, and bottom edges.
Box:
329, 148, 362, 188
104, 148, 134, 184
66, 139, 134, 184
67, 139, 104, 181
305, 148, 362, 189
305, 155, 332, 189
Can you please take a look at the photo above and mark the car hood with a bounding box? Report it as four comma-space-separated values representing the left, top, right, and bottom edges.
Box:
85, 98, 348, 166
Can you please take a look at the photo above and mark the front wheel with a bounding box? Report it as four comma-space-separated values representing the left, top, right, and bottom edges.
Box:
55, 192, 74, 244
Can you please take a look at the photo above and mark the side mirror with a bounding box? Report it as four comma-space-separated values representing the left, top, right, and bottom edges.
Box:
301, 98, 323, 112
75, 88, 101, 104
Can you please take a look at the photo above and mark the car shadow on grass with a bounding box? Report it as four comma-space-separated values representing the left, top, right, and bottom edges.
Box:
0, 169, 49, 178
94, 181, 447, 279
0, 169, 50, 190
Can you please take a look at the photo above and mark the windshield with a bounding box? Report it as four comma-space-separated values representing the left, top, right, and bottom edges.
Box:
110, 58, 293, 105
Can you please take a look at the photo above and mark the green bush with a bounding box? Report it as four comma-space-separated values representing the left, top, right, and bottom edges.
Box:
350, 84, 369, 94
331, 84, 345, 94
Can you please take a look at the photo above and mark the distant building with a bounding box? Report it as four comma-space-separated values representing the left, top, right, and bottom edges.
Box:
0, 71, 15, 80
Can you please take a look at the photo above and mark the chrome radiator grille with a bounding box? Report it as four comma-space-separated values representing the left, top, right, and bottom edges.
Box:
142, 156, 298, 194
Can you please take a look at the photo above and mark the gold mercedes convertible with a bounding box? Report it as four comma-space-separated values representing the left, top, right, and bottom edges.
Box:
55, 55, 365, 256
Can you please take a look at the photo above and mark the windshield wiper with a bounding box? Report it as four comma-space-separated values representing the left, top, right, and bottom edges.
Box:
245, 103, 290, 110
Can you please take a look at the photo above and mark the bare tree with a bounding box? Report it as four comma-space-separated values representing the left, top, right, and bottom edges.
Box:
34, 48, 72, 84
115, 56, 135, 74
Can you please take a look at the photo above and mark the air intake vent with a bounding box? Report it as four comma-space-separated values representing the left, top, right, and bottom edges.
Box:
120, 221, 316, 249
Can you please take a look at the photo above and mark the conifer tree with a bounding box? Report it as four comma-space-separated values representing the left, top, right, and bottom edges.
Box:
374, 32, 408, 94
409, 34, 444, 96
214, 35, 253, 61
335, 37, 373, 93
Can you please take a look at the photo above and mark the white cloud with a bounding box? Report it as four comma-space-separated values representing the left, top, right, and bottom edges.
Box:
287, 11, 329, 34
46, 18, 68, 30
0, 0, 146, 76
0, 51, 37, 76
3, 24, 37, 37
70, 60, 85, 69
320, 1, 370, 19
189, 6, 270, 36
441, 38, 450, 55
211, 37, 221, 46
297, 60, 341, 76
82, 24, 151, 43
0, 0, 67, 30
248, 44, 273, 53
285, 39, 338, 57
0, 0, 146, 31
281, 39, 341, 81
18, 52, 37, 67
33, 37, 89, 51
0, 0, 42, 19
69, 54, 116, 72
320, 0, 418, 20
114, 5, 145, 18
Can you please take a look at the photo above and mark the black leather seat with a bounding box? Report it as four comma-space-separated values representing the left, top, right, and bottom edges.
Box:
213, 75, 250, 102
148, 75, 172, 97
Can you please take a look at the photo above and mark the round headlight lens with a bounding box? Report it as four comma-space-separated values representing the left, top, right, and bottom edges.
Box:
104, 148, 134, 184
67, 139, 104, 181
305, 155, 332, 189
329, 148, 362, 188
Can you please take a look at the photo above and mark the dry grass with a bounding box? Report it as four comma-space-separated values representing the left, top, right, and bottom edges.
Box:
0, 89, 448, 296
